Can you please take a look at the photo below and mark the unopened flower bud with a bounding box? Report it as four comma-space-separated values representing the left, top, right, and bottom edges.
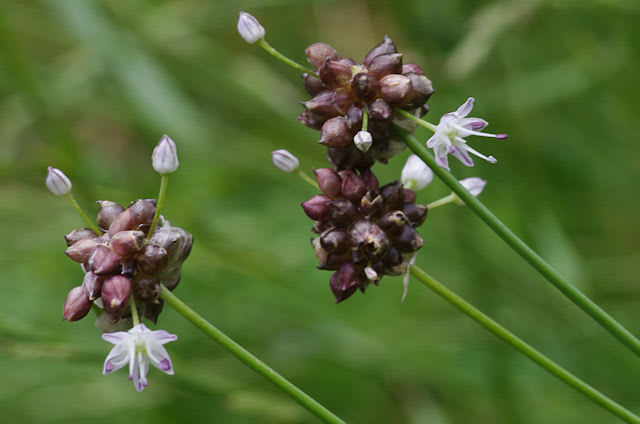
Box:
363, 35, 397, 67
136, 243, 168, 275
319, 229, 349, 254
340, 171, 366, 203
314, 168, 341, 198
367, 53, 403, 79
89, 245, 122, 276
301, 195, 330, 221
402, 63, 424, 75
318, 59, 352, 88
380, 181, 404, 211
237, 11, 265, 44
360, 169, 379, 191
402, 203, 428, 226
109, 209, 136, 235
64, 228, 98, 247
109, 230, 145, 259
271, 149, 299, 173
330, 262, 362, 303
320, 117, 352, 147
368, 99, 392, 121
401, 154, 433, 190
455, 178, 487, 205
305, 42, 338, 69
101, 275, 131, 321
353, 131, 373, 152
128, 199, 157, 232
152, 135, 179, 174
394, 225, 424, 253
351, 73, 378, 102
379, 74, 414, 105
328, 198, 358, 227
150, 225, 193, 267
65, 238, 100, 263
82, 271, 103, 300
63, 286, 92, 321
45, 167, 72, 196
97, 201, 124, 231
404, 74, 434, 109
303, 91, 342, 117
378, 211, 408, 235
302, 73, 325, 96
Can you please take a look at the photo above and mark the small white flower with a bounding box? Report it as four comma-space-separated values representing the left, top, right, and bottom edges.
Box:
401, 154, 433, 190
152, 135, 179, 174
353, 131, 373, 152
454, 177, 487, 205
237, 11, 265, 44
426, 97, 507, 170
271, 149, 299, 173
45, 167, 72, 196
102, 323, 177, 392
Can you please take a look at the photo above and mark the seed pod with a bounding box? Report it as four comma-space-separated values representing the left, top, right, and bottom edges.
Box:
136, 277, 160, 302
349, 220, 390, 259
403, 73, 434, 109
360, 169, 379, 191
150, 226, 193, 268
89, 245, 121, 276
340, 171, 366, 203
319, 229, 349, 254
314, 168, 342, 198
136, 243, 168, 275
380, 181, 404, 211
128, 199, 156, 232
297, 109, 330, 130
302, 73, 325, 96
305, 42, 338, 69
303, 91, 342, 117
82, 271, 103, 300
394, 225, 424, 253
367, 53, 402, 79
402, 63, 424, 75
351, 73, 378, 102
63, 286, 92, 321
97, 201, 124, 231
318, 59, 352, 89
344, 104, 363, 129
64, 228, 98, 247
330, 262, 362, 303
363, 35, 397, 66
301, 195, 330, 221
109, 230, 145, 259
328, 198, 358, 227
109, 209, 136, 236
402, 203, 428, 226
65, 238, 100, 264
101, 275, 131, 321
320, 117, 352, 147
378, 211, 408, 236
360, 191, 384, 217
379, 74, 413, 105
368, 98, 392, 121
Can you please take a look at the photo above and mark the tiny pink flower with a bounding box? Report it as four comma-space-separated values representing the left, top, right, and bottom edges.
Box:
426, 97, 507, 170
102, 323, 177, 392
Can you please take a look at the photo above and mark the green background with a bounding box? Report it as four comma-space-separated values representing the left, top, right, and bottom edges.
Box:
1, 0, 640, 423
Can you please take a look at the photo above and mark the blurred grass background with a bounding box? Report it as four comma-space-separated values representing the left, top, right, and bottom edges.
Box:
1, 0, 640, 422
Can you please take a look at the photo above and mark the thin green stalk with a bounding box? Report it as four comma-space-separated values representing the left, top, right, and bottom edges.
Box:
362, 107, 369, 132
257, 39, 318, 76
130, 293, 140, 326
147, 174, 169, 240
159, 286, 345, 424
395, 127, 640, 359
297, 170, 319, 190
395, 108, 437, 132
426, 193, 457, 210
66, 193, 101, 234
410, 265, 640, 424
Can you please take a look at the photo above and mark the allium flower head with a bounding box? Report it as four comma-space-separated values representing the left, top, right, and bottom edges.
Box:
45, 167, 72, 196
237, 11, 265, 44
152, 135, 179, 174
426, 97, 507, 170
102, 323, 177, 392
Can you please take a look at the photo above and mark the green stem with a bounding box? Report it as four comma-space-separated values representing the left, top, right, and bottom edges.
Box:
159, 286, 345, 424
147, 174, 169, 240
395, 108, 437, 132
130, 294, 140, 326
66, 193, 101, 234
410, 265, 640, 424
426, 193, 457, 210
297, 170, 319, 190
395, 127, 640, 359
362, 107, 369, 132
257, 39, 318, 77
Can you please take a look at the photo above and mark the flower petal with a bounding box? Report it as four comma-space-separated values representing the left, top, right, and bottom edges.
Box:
103, 342, 131, 375
147, 343, 175, 375
451, 147, 474, 167
454, 97, 475, 118
458, 117, 488, 131
102, 331, 129, 345
149, 329, 178, 345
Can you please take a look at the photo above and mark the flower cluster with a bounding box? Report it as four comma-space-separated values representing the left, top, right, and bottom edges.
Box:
302, 168, 427, 302
299, 37, 434, 170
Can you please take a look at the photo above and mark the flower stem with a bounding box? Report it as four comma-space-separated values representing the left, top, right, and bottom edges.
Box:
395, 127, 640, 359
147, 174, 169, 240
426, 193, 457, 210
297, 170, 319, 190
409, 265, 640, 424
66, 193, 101, 234
129, 294, 140, 326
394, 108, 437, 132
159, 286, 345, 424
362, 107, 369, 132
257, 39, 318, 77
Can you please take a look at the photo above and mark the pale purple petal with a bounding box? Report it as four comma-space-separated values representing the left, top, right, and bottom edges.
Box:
451, 147, 474, 167
454, 97, 475, 118
426, 135, 438, 148
102, 331, 129, 344
149, 329, 178, 345
460, 177, 487, 197
435, 155, 450, 171
458, 117, 488, 131
147, 343, 175, 375
103, 342, 130, 375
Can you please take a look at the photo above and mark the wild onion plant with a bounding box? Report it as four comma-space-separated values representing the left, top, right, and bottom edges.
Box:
238, 11, 640, 423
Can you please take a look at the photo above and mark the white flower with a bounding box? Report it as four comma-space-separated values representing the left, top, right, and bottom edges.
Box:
401, 154, 433, 190
152, 135, 179, 174
102, 323, 177, 392
45, 167, 72, 196
353, 131, 373, 152
426, 97, 507, 170
454, 177, 487, 205
237, 12, 265, 44
271, 149, 299, 173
